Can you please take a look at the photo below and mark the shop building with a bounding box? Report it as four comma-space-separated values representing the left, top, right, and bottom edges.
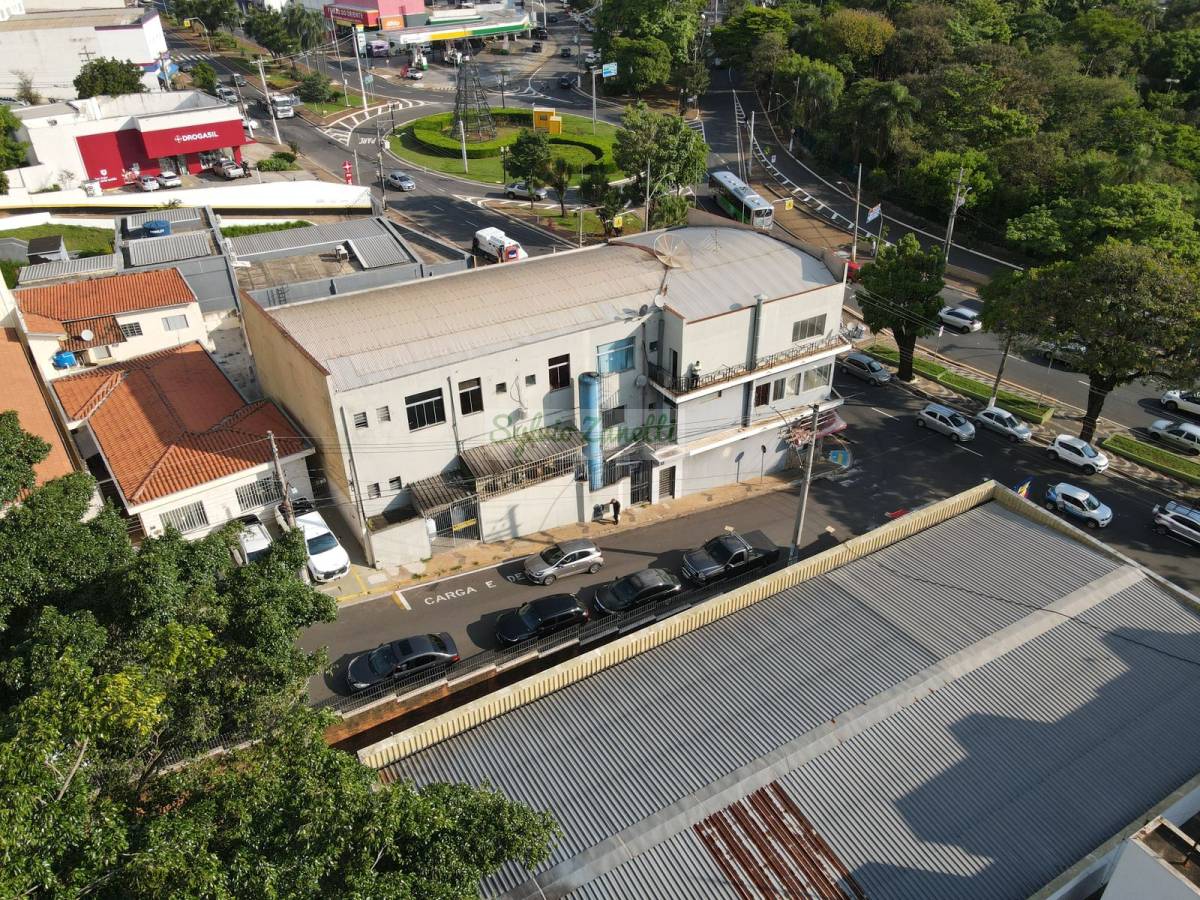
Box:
12, 92, 247, 192
323, 0, 530, 50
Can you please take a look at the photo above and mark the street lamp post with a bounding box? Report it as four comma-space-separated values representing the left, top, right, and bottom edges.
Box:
838, 163, 863, 263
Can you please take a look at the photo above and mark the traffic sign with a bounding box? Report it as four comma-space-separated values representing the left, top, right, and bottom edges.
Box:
601, 62, 618, 78
784, 198, 794, 210
342, 160, 353, 185
363, 74, 374, 85
612, 214, 623, 228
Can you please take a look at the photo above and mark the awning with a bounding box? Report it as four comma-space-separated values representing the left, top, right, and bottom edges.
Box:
785, 410, 848, 448
460, 425, 584, 479
407, 469, 475, 517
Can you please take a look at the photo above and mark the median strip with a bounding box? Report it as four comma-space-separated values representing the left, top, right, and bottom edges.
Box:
1101, 435, 1200, 486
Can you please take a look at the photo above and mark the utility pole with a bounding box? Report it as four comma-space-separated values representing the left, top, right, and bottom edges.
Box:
643, 157, 651, 229
591, 67, 598, 134
352, 25, 369, 111
267, 431, 294, 528
459, 118, 469, 174
747, 109, 755, 179
256, 58, 281, 144
944, 165, 966, 262
850, 162, 862, 263
788, 403, 822, 563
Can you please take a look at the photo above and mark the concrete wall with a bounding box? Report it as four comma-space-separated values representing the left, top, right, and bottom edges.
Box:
675, 385, 744, 442
678, 427, 795, 499
478, 473, 583, 543
371, 515, 432, 568
205, 309, 259, 400
747, 357, 834, 424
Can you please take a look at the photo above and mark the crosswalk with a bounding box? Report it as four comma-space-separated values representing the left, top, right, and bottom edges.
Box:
686, 115, 706, 143
321, 98, 426, 146
170, 52, 212, 63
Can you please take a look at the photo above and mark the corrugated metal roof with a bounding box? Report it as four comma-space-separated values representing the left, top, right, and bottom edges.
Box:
267, 227, 836, 392
18, 254, 117, 283
127, 231, 216, 267
381, 506, 1200, 900
461, 426, 584, 478
407, 469, 475, 516
125, 207, 203, 229
226, 218, 387, 258
348, 233, 409, 269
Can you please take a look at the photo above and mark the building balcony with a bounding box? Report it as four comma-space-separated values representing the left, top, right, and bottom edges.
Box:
647, 333, 849, 397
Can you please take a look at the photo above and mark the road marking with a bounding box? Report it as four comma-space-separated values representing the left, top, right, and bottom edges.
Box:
869, 407, 897, 419
392, 590, 411, 610
957, 444, 984, 457
1077, 380, 1089, 386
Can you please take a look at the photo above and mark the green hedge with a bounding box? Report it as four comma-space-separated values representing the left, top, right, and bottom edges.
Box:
937, 372, 1055, 425
864, 344, 947, 380
1102, 435, 1200, 485
408, 110, 610, 163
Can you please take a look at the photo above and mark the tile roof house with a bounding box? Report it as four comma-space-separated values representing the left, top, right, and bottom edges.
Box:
0, 326, 78, 491
16, 269, 211, 383
52, 342, 313, 538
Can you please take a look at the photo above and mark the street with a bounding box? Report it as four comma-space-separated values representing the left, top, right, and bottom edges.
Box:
301, 370, 1200, 704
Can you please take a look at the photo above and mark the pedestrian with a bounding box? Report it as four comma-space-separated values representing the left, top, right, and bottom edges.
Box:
611, 498, 621, 525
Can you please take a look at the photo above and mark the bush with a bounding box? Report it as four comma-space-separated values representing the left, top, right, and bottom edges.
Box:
297, 72, 332, 104
271, 151, 297, 164
1102, 435, 1200, 485
863, 344, 947, 379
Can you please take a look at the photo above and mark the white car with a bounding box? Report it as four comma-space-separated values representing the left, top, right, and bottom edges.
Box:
585, 51, 599, 65
937, 305, 982, 333
297, 508, 350, 582
406, 68, 424, 79
1047, 434, 1109, 474
156, 170, 181, 188
235, 514, 273, 565
1148, 419, 1200, 455
137, 174, 160, 192
974, 406, 1032, 442
1161, 389, 1200, 417
1044, 482, 1113, 529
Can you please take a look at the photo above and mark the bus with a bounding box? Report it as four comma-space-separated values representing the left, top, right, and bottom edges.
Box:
709, 170, 774, 230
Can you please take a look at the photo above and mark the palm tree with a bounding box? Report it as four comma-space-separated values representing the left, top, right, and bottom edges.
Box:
867, 81, 919, 166
793, 57, 844, 132
283, 1, 325, 51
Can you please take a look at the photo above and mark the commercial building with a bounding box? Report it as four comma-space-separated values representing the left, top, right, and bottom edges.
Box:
50, 342, 312, 538
323, 0, 530, 49
242, 224, 848, 564
363, 482, 1200, 900
0, 3, 168, 99
11, 92, 246, 194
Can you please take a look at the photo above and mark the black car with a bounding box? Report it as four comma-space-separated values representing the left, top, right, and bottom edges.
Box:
548, 14, 559, 22
533, 26, 549, 39
681, 532, 777, 585
345, 632, 459, 691
593, 568, 683, 615
531, 41, 543, 53
495, 594, 589, 646
560, 46, 574, 58
558, 74, 574, 89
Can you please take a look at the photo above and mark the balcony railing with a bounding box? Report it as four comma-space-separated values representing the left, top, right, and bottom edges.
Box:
647, 333, 848, 395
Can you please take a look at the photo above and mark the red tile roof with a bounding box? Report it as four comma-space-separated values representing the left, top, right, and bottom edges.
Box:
52, 342, 307, 506
0, 328, 76, 487
59, 316, 125, 351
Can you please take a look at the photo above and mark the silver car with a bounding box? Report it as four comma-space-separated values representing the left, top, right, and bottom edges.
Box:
1045, 482, 1112, 529
915, 402, 976, 442
523, 539, 603, 585
386, 170, 416, 191
839, 351, 891, 386
974, 406, 1032, 443
505, 180, 548, 200
938, 305, 982, 333
1148, 418, 1200, 455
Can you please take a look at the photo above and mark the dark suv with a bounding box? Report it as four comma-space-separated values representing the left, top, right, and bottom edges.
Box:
495, 594, 589, 646
593, 568, 683, 615
345, 632, 459, 691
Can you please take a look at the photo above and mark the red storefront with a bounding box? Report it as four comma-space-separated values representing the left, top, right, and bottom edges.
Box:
75, 116, 247, 189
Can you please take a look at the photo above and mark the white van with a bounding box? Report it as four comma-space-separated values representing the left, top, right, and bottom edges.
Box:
473, 226, 528, 263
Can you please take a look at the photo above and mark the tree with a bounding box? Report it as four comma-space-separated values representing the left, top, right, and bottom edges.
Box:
174, 0, 240, 32
781, 55, 843, 131
13, 71, 39, 107
821, 8, 895, 72
0, 106, 25, 170
670, 59, 710, 112
73, 57, 146, 99
594, 0, 705, 65
945, 0, 1012, 49
282, 0, 326, 50
297, 71, 333, 103
839, 79, 919, 167
190, 61, 218, 94
508, 128, 552, 208
548, 157, 574, 216
0, 411, 49, 504
245, 8, 298, 57
712, 5, 794, 68
1071, 8, 1143, 76
1000, 242, 1200, 442
613, 102, 709, 224
857, 233, 946, 381
609, 36, 672, 94
900, 149, 996, 217
978, 269, 1052, 406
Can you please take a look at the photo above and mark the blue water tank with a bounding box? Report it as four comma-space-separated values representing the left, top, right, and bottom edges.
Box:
52, 350, 77, 369
579, 371, 603, 491
143, 219, 172, 237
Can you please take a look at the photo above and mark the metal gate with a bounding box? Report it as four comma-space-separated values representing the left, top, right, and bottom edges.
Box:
630, 461, 652, 505
658, 465, 676, 500
430, 495, 481, 552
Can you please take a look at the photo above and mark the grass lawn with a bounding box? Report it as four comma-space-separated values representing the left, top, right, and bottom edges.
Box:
1102, 435, 1200, 485
938, 371, 1054, 425
219, 220, 311, 238
1, 224, 113, 255
508, 208, 644, 238
304, 94, 369, 117
864, 344, 948, 380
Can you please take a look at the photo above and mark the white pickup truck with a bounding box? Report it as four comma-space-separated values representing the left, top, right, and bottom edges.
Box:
473, 226, 527, 263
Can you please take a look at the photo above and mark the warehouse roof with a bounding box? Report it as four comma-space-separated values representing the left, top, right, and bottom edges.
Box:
265, 227, 838, 392
380, 500, 1200, 900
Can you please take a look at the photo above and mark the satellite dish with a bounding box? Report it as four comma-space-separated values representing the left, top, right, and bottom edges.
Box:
653, 294, 666, 309
78, 328, 94, 342
634, 374, 648, 388
652, 233, 692, 269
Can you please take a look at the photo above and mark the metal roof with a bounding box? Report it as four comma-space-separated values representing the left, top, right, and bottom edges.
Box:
407, 469, 476, 516
461, 426, 584, 478
124, 207, 203, 230
380, 503, 1200, 900
348, 233, 410, 269
18, 254, 117, 284
226, 218, 390, 258
267, 227, 836, 392
127, 231, 216, 267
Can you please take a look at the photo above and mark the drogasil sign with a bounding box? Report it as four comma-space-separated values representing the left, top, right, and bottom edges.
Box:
173, 130, 221, 144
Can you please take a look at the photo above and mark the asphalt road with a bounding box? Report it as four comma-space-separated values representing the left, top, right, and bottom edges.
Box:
301, 371, 1200, 704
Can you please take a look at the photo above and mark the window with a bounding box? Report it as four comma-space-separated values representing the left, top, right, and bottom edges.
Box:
802, 362, 832, 391
785, 373, 801, 396
772, 378, 786, 401
753, 383, 770, 407
376, 405, 391, 423
597, 337, 635, 373
648, 340, 659, 353
495, 381, 507, 395
235, 476, 281, 512
162, 314, 189, 332
405, 388, 446, 431
367, 482, 381, 499
353, 411, 368, 429
91, 345, 112, 361
388, 476, 403, 492
601, 405, 626, 428
459, 378, 484, 415
791, 314, 827, 343
161, 499, 208, 534
119, 321, 143, 339
525, 374, 537, 387
548, 354, 571, 390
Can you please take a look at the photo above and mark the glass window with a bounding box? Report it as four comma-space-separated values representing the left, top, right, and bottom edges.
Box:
161, 499, 208, 534
119, 321, 143, 339
235, 476, 281, 512
459, 378, 484, 415
388, 476, 403, 491
597, 337, 635, 373
772, 378, 785, 401
548, 354, 571, 390
495, 381, 507, 395
91, 345, 112, 361
786, 373, 801, 395
405, 388, 446, 431
754, 383, 770, 407
162, 314, 188, 332
377, 405, 391, 422
525, 374, 537, 386
353, 411, 368, 429
802, 363, 832, 391
367, 482, 381, 499
602, 405, 625, 428
791, 314, 827, 343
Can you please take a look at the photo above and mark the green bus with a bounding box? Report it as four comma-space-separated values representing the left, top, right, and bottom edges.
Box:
710, 170, 774, 229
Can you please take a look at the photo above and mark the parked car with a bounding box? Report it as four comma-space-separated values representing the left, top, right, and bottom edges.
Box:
1036, 338, 1087, 368
297, 508, 350, 582
231, 73, 247, 87
214, 157, 245, 179
533, 26, 549, 38
495, 593, 589, 646
1044, 482, 1113, 529
915, 402, 976, 442
234, 514, 272, 565
530, 41, 544, 52
584, 51, 599, 65
345, 632, 459, 691
385, 170, 416, 191
505, 180, 548, 200
179, 60, 196, 73
156, 170, 181, 188
1161, 388, 1200, 417
137, 174, 160, 192
558, 73, 574, 89
405, 68, 424, 79
938, 305, 982, 333
974, 406, 1032, 443
1152, 500, 1200, 547
593, 568, 683, 615
560, 46, 574, 57
215, 86, 238, 104
839, 351, 891, 385
1047, 434, 1109, 474
523, 539, 603, 585
1149, 419, 1200, 455
681, 532, 777, 585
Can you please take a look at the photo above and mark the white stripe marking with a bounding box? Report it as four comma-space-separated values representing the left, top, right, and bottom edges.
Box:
869, 407, 897, 419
